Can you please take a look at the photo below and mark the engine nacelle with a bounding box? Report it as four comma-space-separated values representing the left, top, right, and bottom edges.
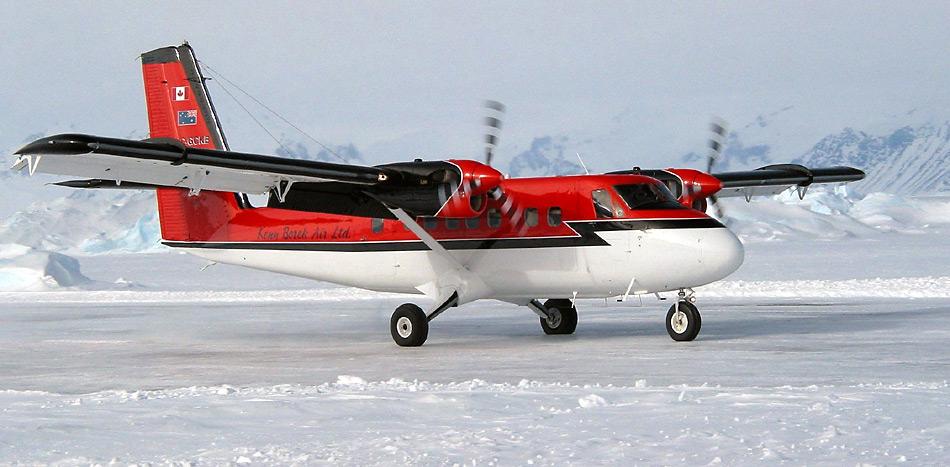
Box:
371, 159, 503, 218
434, 160, 504, 218
666, 168, 723, 211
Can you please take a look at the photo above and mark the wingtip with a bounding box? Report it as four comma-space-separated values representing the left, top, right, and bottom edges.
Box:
13, 134, 98, 156
10, 155, 28, 171
836, 165, 867, 181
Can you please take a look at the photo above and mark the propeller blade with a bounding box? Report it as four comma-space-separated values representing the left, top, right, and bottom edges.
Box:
484, 100, 506, 113
484, 116, 503, 130
705, 118, 729, 223
483, 100, 506, 167
706, 118, 728, 173
708, 193, 726, 222
479, 100, 528, 230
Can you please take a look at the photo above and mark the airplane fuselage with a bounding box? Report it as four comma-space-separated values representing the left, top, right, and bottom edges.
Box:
165, 174, 745, 301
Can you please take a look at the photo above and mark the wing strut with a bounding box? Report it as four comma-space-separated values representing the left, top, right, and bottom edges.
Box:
386, 207, 492, 307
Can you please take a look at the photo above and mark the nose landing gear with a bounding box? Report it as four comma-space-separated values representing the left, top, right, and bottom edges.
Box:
666, 289, 702, 341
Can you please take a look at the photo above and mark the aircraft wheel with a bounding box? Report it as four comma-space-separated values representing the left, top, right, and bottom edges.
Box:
666, 301, 701, 341
540, 299, 578, 335
391, 303, 428, 347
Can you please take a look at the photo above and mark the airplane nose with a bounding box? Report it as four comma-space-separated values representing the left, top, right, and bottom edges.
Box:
635, 223, 745, 292
702, 227, 744, 280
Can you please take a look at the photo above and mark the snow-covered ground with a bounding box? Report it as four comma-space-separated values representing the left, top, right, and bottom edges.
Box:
1, 223, 948, 464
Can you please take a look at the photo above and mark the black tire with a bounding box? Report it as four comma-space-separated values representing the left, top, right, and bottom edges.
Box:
666, 301, 701, 341
391, 303, 428, 347
693, 302, 702, 335
540, 299, 578, 335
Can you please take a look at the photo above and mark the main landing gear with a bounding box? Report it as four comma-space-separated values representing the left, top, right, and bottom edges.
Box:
665, 289, 702, 341
390, 303, 428, 347
390, 292, 459, 347
528, 299, 578, 335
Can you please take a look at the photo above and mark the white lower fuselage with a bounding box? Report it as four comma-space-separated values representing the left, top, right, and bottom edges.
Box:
175, 226, 745, 302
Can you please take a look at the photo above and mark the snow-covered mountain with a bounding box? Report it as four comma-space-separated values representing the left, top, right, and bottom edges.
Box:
794, 123, 950, 195
507, 136, 584, 177
679, 111, 949, 196
274, 136, 365, 163
681, 133, 773, 172
0, 190, 160, 254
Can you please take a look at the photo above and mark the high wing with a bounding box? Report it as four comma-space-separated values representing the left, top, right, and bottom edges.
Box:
11, 133, 495, 218
12, 133, 393, 196
712, 164, 865, 198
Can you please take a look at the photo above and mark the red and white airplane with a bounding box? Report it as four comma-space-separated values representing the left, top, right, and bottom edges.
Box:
13, 44, 864, 346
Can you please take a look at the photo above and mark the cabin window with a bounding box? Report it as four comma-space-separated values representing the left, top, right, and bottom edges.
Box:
591, 189, 616, 219
446, 218, 460, 230
465, 217, 480, 229
525, 208, 539, 227
547, 207, 562, 226
614, 183, 685, 210
488, 208, 502, 228
371, 218, 384, 234
423, 217, 439, 230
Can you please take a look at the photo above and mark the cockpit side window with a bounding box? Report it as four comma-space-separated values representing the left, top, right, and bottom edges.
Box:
614, 183, 685, 210
591, 189, 616, 219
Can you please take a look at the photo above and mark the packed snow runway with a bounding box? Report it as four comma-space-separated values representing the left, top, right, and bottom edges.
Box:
1, 230, 949, 465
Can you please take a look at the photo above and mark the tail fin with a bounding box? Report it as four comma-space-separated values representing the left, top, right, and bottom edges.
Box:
141, 43, 240, 242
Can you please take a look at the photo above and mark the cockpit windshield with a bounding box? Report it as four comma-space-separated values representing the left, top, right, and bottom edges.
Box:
614, 183, 685, 210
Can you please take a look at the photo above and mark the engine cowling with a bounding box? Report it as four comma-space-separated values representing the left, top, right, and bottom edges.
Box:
370, 159, 503, 218
666, 168, 723, 211
434, 160, 503, 218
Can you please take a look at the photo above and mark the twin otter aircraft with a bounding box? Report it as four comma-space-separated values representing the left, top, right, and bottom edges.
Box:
13, 44, 864, 346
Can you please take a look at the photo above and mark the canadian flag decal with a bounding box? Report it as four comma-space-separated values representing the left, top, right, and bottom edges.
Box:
174, 86, 187, 101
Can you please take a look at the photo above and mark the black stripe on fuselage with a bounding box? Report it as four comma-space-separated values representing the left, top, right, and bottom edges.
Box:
163, 218, 726, 252
583, 218, 724, 231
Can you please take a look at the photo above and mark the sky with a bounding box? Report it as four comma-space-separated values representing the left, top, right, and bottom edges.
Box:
2, 1, 948, 170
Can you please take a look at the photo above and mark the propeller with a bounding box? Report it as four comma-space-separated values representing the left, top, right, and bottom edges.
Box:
705, 118, 729, 221
483, 100, 505, 167
478, 100, 532, 233
402, 100, 506, 220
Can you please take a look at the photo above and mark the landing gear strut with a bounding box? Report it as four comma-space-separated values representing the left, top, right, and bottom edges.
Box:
666, 290, 702, 341
390, 292, 460, 347
529, 299, 578, 335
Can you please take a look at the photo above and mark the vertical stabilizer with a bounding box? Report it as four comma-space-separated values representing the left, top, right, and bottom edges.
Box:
140, 43, 239, 242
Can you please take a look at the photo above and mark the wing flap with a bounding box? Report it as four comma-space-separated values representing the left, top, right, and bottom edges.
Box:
12, 133, 392, 195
